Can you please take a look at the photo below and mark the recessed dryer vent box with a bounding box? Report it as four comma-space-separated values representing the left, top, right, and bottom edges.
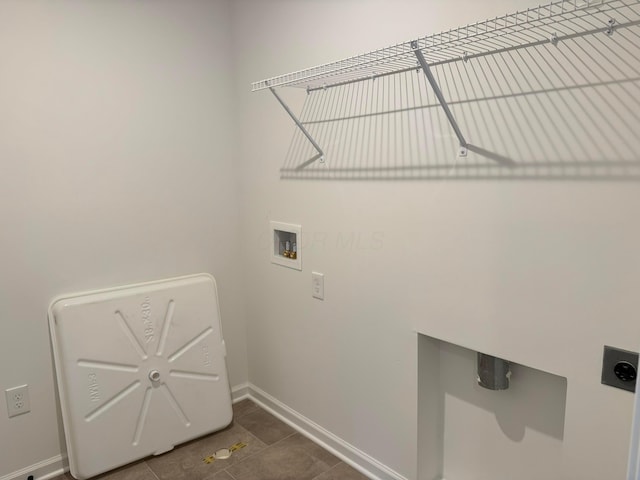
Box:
48, 274, 232, 480
417, 334, 568, 480
271, 221, 302, 270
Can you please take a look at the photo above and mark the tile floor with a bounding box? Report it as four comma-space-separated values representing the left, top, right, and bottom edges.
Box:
52, 399, 369, 480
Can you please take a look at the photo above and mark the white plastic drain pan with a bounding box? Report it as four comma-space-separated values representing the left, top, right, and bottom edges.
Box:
49, 274, 232, 479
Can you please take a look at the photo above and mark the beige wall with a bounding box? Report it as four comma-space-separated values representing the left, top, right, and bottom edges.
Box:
1, 0, 639, 478
0, 1, 247, 476
233, 1, 640, 478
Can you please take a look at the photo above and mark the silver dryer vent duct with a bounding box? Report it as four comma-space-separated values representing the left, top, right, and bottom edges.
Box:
477, 353, 511, 390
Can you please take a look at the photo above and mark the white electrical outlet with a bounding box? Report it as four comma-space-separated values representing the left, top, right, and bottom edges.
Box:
312, 272, 324, 300
5, 385, 30, 418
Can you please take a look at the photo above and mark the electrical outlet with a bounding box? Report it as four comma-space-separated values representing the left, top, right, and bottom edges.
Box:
312, 272, 324, 300
602, 346, 639, 393
5, 385, 30, 417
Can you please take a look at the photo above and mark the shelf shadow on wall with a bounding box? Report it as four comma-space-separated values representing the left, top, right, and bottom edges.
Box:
279, 26, 640, 181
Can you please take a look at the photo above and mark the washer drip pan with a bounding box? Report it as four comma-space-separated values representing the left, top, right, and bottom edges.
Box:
49, 274, 233, 480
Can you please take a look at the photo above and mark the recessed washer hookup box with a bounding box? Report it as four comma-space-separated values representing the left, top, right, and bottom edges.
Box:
49, 274, 232, 480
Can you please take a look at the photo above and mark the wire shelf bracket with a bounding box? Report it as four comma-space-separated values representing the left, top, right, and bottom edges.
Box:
253, 0, 640, 168
411, 40, 468, 157
268, 84, 325, 166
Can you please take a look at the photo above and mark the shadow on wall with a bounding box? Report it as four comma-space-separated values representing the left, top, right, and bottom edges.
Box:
277, 23, 640, 181
417, 334, 567, 480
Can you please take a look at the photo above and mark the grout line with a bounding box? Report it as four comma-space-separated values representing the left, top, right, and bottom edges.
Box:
272, 431, 298, 444
310, 461, 344, 480
232, 401, 261, 420
222, 426, 298, 473
143, 461, 161, 480
238, 429, 296, 458
225, 470, 239, 480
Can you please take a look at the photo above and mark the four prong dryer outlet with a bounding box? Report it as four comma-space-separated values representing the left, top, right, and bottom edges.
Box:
5, 384, 30, 418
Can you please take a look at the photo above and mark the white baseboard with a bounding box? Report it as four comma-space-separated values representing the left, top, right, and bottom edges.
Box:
231, 382, 250, 402
5, 382, 408, 480
246, 383, 408, 480
0, 455, 66, 480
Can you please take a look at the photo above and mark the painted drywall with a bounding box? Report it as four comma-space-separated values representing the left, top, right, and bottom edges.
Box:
1, 1, 638, 478
233, 1, 640, 479
0, 1, 247, 477
418, 336, 568, 480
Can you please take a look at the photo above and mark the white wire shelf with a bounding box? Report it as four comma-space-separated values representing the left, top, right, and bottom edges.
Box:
252, 0, 640, 92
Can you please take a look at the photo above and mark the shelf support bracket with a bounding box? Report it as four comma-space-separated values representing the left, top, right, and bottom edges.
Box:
411, 41, 468, 156
268, 85, 325, 165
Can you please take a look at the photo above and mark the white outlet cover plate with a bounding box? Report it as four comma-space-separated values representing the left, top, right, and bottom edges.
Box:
312, 272, 324, 300
5, 385, 30, 417
48, 274, 232, 480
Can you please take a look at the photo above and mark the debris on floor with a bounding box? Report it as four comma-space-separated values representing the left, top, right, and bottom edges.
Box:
203, 442, 248, 464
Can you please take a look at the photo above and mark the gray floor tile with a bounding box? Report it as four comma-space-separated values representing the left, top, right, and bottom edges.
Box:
48, 403, 364, 480
208, 471, 235, 480
276, 433, 340, 469
232, 399, 260, 419
233, 408, 295, 445
312, 462, 371, 480
145, 423, 266, 480
50, 462, 158, 480
226, 433, 338, 480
